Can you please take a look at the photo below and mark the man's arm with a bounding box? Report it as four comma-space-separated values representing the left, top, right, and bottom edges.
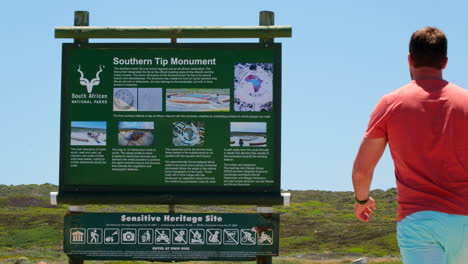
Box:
352, 137, 387, 222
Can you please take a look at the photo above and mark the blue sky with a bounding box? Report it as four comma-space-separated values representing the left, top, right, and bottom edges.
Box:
71, 121, 106, 130
2, 0, 468, 191
231, 122, 267, 133
119, 122, 154, 130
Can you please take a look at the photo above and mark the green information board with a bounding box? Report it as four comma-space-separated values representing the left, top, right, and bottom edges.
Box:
64, 212, 279, 261
59, 43, 282, 204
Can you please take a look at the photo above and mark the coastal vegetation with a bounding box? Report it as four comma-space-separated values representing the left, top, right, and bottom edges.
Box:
0, 184, 400, 264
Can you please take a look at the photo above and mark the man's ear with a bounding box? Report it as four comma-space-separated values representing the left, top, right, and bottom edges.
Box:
441, 57, 448, 69
408, 53, 414, 67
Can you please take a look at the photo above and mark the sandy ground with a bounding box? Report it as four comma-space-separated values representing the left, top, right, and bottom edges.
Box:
230, 136, 267, 147
70, 132, 107, 146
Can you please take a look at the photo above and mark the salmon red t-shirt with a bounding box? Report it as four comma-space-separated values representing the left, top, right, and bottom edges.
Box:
365, 80, 468, 222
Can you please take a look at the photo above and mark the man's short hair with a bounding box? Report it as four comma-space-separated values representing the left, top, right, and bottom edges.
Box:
409, 27, 447, 69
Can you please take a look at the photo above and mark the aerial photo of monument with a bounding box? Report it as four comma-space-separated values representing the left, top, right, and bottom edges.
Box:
234, 63, 273, 112
173, 121, 205, 146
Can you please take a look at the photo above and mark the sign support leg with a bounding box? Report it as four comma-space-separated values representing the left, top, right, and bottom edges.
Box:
256, 10, 275, 262
68, 258, 84, 264
256, 205, 273, 264
68, 206, 85, 264
257, 256, 273, 264
67, 12, 87, 262
74, 11, 89, 44
259, 10, 274, 44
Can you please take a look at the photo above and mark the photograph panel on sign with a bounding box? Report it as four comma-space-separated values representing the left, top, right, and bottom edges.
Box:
234, 63, 273, 112
113, 88, 138, 111
138, 88, 163, 111
173, 121, 205, 146
230, 122, 267, 147
118, 121, 154, 146
70, 121, 107, 146
166, 88, 230, 112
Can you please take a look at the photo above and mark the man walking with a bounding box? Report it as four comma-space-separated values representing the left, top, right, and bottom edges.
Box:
352, 27, 468, 263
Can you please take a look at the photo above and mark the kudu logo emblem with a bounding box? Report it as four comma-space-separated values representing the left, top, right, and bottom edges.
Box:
77, 65, 103, 93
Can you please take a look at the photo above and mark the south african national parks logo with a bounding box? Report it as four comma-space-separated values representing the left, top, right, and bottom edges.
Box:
77, 65, 103, 93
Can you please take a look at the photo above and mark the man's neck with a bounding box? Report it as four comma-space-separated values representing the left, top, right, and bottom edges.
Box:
411, 66, 444, 81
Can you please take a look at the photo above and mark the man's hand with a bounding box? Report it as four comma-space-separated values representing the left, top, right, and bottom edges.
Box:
352, 137, 385, 223
354, 197, 376, 222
